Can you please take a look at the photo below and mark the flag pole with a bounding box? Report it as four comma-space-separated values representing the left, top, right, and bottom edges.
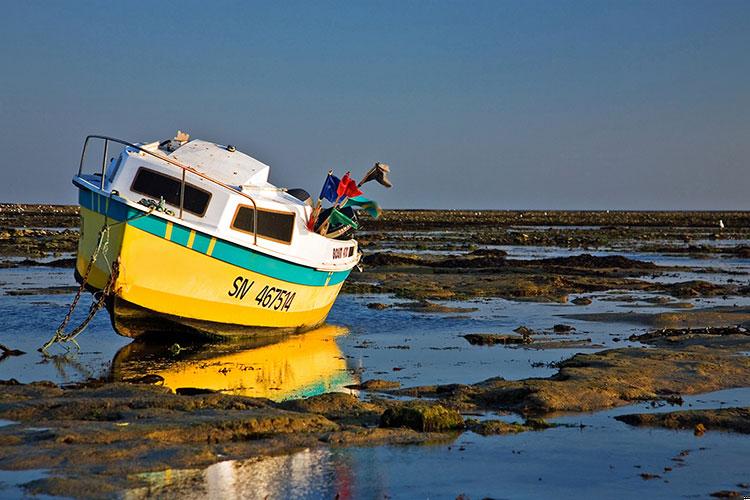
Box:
319, 171, 352, 236
307, 170, 332, 231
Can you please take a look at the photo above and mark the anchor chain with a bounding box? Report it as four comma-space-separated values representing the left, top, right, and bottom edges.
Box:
40, 223, 118, 353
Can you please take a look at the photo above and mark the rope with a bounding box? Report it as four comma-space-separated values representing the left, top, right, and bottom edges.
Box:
40, 196, 157, 353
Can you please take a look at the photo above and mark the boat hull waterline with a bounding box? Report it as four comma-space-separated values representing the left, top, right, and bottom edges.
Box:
76, 188, 352, 338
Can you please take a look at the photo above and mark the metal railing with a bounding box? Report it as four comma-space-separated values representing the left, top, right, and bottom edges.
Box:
78, 135, 258, 245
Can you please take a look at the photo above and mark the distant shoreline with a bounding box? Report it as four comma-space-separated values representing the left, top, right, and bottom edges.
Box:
1, 203, 749, 229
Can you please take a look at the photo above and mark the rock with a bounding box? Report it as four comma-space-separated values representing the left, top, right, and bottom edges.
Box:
122, 374, 165, 385
466, 419, 526, 435
362, 252, 425, 267
628, 325, 750, 345
552, 324, 575, 333
281, 392, 384, 426
640, 473, 661, 480
616, 407, 750, 434
345, 379, 401, 391
463, 333, 532, 346
432, 249, 508, 268
514, 326, 535, 336
538, 254, 658, 270
644, 296, 672, 305
175, 387, 217, 396
380, 403, 464, 432
393, 300, 478, 313
392, 340, 750, 415
523, 417, 554, 430
366, 303, 390, 310
572, 297, 592, 306
710, 491, 741, 498
0, 343, 26, 356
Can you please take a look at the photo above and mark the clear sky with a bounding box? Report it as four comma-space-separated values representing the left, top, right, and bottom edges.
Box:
1, 0, 748, 209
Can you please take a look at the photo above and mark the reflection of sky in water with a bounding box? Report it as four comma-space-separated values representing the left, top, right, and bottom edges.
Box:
0, 469, 48, 499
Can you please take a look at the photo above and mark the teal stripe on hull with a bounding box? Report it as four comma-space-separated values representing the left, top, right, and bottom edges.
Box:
170, 225, 191, 246
78, 188, 351, 287
192, 232, 212, 254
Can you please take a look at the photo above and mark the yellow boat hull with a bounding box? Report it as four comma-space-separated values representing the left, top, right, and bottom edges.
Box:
76, 190, 352, 338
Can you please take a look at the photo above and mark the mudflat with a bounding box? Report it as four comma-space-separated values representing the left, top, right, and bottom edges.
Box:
1, 204, 750, 498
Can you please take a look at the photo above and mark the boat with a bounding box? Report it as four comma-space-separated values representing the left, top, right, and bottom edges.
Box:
71, 132, 361, 339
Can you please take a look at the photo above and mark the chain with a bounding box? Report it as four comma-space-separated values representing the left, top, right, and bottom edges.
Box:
40, 225, 115, 353
40, 198, 157, 353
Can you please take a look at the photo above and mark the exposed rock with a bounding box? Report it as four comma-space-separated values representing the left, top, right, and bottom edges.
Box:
552, 324, 575, 333
393, 300, 478, 314
537, 254, 658, 270
432, 249, 508, 268
345, 379, 401, 391
564, 307, 750, 330
280, 392, 383, 425
710, 491, 742, 498
616, 407, 750, 434
465, 419, 527, 435
463, 333, 532, 346
0, 343, 25, 356
628, 325, 749, 344
571, 297, 592, 306
513, 326, 535, 336
362, 252, 426, 267
380, 403, 464, 432
392, 340, 750, 415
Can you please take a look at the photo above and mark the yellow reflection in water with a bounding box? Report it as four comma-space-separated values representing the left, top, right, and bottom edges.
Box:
112, 325, 356, 401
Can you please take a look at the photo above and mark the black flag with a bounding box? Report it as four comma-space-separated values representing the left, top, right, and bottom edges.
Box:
358, 162, 392, 188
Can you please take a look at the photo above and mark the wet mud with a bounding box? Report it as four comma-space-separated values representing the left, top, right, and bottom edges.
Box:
0, 381, 457, 496
391, 330, 750, 415
2, 205, 750, 497
346, 250, 749, 302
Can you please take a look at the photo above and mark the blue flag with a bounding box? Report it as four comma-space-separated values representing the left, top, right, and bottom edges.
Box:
319, 174, 340, 203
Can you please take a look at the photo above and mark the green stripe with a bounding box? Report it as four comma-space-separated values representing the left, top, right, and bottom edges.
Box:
78, 187, 351, 287
169, 225, 191, 246
192, 233, 211, 253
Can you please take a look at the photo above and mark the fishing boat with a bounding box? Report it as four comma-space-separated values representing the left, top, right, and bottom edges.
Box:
69, 132, 362, 339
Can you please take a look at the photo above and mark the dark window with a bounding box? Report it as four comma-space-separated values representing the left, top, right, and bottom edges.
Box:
232, 206, 295, 244
131, 167, 211, 216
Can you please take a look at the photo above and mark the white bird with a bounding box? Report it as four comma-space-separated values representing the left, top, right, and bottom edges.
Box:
719, 219, 725, 229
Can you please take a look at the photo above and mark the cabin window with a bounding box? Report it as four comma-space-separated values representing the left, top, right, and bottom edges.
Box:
231, 205, 295, 244
131, 167, 211, 216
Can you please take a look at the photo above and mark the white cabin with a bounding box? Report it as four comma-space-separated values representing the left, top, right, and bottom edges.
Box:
86, 135, 358, 272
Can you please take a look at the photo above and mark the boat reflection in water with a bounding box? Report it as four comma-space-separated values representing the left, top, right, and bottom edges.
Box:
111, 324, 357, 401
127, 447, 389, 499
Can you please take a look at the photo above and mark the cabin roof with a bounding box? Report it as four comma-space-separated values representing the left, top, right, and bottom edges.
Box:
168, 140, 270, 186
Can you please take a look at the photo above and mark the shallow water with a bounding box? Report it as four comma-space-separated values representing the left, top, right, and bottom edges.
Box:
126, 388, 750, 499
1, 258, 750, 498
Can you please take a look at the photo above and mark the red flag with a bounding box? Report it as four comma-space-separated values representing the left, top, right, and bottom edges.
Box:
337, 172, 362, 200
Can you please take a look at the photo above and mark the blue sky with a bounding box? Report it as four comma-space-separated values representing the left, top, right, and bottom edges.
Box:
1, 0, 748, 209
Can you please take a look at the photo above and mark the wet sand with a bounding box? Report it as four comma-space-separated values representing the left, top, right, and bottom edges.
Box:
1, 205, 750, 498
